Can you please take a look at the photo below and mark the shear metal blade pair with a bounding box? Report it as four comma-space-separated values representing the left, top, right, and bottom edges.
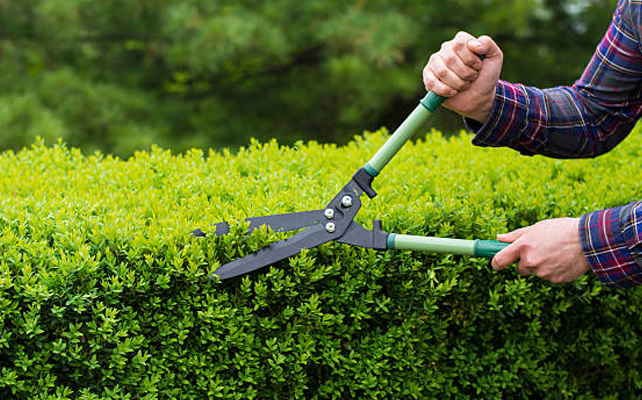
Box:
195, 175, 387, 280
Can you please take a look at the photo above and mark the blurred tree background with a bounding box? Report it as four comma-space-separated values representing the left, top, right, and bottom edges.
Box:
0, 0, 616, 156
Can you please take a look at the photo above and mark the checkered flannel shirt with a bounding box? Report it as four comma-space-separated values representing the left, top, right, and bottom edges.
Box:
465, 0, 642, 288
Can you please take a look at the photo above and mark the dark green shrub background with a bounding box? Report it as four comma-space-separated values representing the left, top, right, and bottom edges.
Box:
0, 0, 616, 155
1, 127, 641, 399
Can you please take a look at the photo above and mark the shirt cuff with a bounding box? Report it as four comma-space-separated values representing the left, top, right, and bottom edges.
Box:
579, 205, 642, 288
463, 89, 502, 141
464, 80, 514, 145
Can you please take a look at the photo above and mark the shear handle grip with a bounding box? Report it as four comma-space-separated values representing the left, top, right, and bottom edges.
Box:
363, 55, 485, 177
387, 233, 509, 258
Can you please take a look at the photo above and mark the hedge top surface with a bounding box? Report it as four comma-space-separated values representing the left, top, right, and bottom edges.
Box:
2, 129, 635, 258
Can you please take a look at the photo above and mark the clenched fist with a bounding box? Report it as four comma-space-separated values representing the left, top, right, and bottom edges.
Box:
423, 31, 503, 124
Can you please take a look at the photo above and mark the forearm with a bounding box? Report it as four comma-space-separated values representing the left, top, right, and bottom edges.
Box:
466, 81, 625, 159
467, 78, 642, 159
467, 1, 642, 158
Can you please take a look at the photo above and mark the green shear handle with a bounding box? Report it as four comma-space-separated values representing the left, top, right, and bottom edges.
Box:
387, 234, 510, 258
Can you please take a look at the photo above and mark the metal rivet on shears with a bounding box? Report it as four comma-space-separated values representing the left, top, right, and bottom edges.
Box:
324, 208, 335, 219
341, 196, 353, 208
325, 222, 336, 233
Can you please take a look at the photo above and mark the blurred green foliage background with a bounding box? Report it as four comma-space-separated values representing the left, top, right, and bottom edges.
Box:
0, 0, 616, 156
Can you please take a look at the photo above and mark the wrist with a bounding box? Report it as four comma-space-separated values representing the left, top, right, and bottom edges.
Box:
466, 86, 497, 124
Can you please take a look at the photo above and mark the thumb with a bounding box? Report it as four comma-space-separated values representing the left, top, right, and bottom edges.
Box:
492, 241, 522, 271
496, 226, 529, 243
468, 35, 502, 59
466, 35, 502, 97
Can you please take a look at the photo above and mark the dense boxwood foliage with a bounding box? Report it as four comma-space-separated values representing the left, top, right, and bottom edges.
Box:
1, 128, 642, 399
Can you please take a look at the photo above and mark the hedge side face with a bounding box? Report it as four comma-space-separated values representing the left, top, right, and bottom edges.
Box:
0, 130, 641, 399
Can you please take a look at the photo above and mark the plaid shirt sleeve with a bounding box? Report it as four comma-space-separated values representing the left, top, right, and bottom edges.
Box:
465, 0, 642, 287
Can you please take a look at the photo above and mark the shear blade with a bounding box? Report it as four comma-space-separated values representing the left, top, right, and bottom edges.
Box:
192, 209, 325, 237
211, 224, 332, 280
335, 220, 387, 250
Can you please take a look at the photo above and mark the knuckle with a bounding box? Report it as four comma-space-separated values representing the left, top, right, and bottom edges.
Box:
437, 85, 457, 97
465, 70, 478, 81
426, 76, 446, 94
435, 67, 449, 79
451, 40, 464, 51
433, 87, 448, 96
521, 254, 537, 268
519, 241, 533, 254
424, 74, 435, 87
443, 53, 457, 65
435, 83, 450, 94
455, 31, 469, 40
465, 58, 478, 69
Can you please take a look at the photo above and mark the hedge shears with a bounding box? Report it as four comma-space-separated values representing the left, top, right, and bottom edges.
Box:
194, 90, 509, 280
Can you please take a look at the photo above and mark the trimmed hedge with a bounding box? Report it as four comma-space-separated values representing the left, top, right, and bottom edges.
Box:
1, 128, 642, 399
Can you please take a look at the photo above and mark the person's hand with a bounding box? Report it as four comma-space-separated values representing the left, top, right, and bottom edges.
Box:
423, 31, 503, 124
492, 218, 591, 284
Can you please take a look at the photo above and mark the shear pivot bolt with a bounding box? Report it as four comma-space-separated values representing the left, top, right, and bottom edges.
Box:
341, 196, 353, 208
324, 208, 334, 219
325, 222, 336, 233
